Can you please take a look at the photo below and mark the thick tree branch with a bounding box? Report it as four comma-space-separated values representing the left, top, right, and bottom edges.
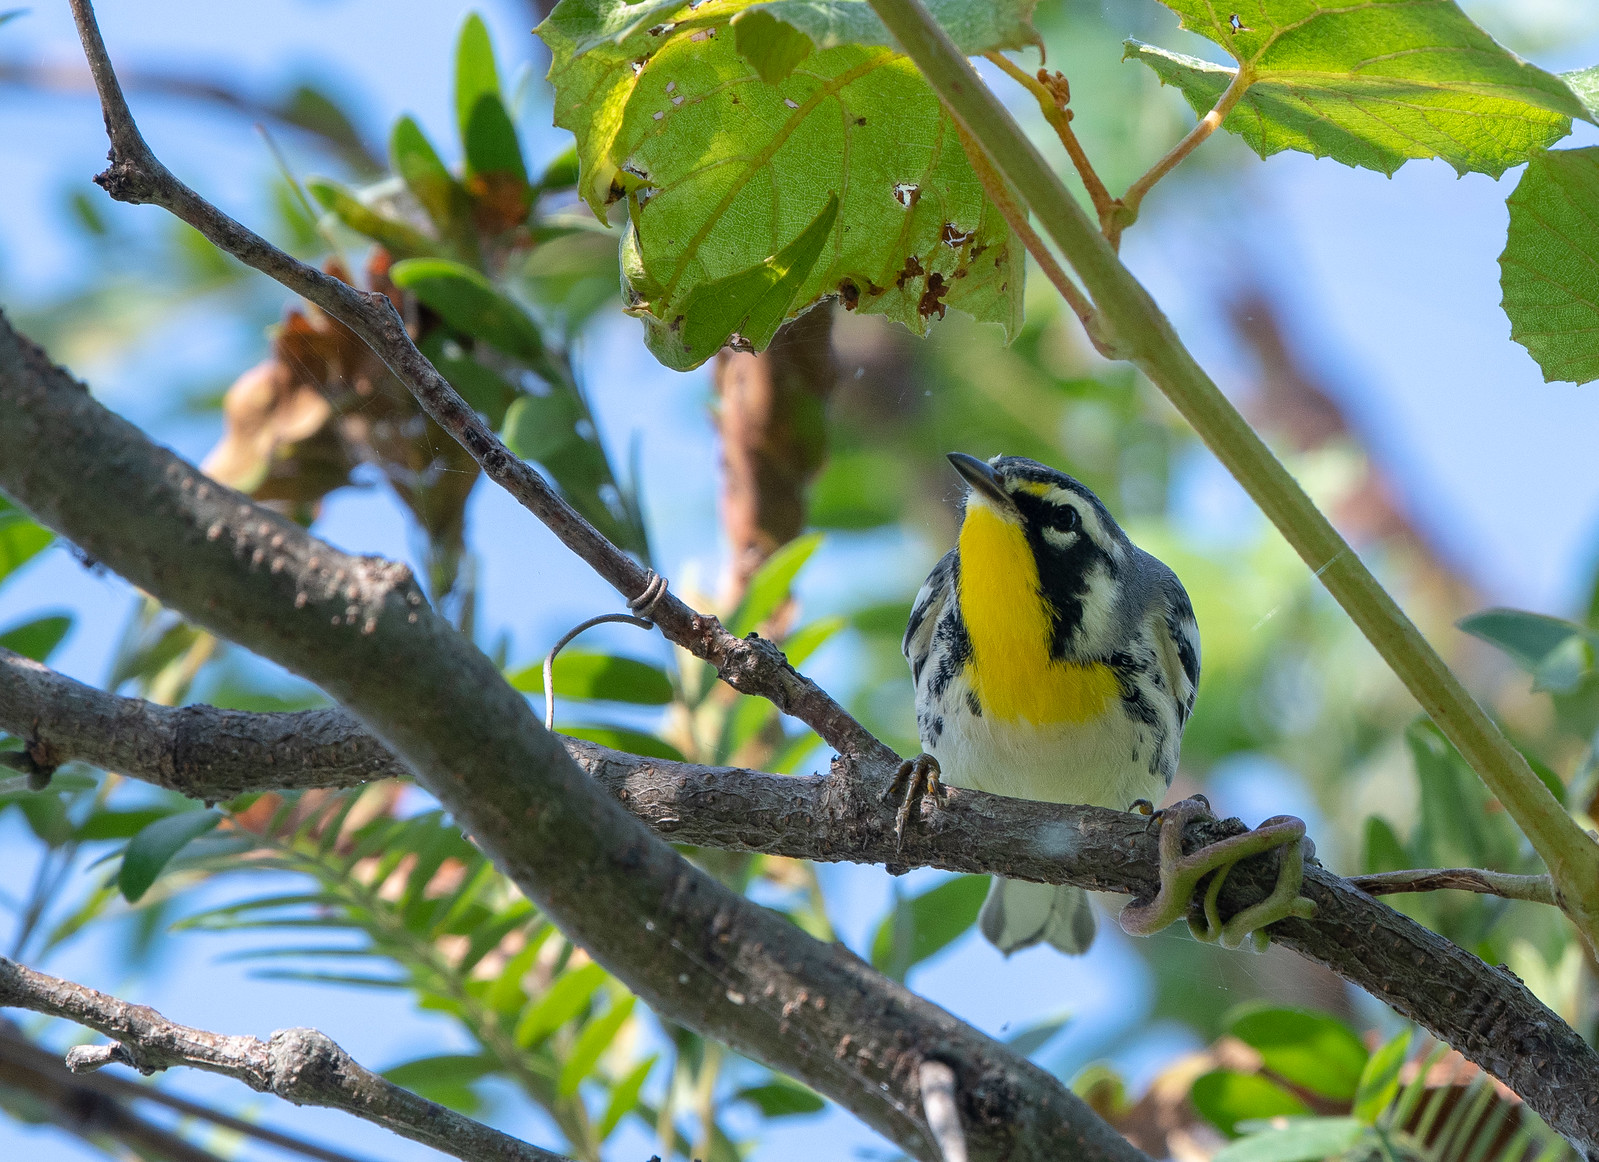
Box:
62, 0, 890, 772
5, 649, 1599, 1149
0, 959, 570, 1162
0, 1021, 377, 1162
0, 315, 1143, 1162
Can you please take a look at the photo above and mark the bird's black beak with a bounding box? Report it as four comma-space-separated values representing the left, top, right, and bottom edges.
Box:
947, 452, 1011, 509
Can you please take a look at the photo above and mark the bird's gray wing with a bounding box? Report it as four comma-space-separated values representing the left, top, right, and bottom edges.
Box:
1145, 569, 1200, 725
903, 549, 957, 687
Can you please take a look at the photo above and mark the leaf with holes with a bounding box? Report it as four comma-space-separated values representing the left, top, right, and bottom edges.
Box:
539, 0, 1022, 371
1500, 147, 1599, 385
1127, 1, 1587, 177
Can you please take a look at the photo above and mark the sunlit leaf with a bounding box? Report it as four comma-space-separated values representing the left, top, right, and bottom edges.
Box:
0, 499, 51, 581
391, 115, 471, 243
1500, 148, 1599, 385
0, 614, 71, 662
1191, 1070, 1310, 1138
1352, 1029, 1410, 1124
306, 177, 439, 257
540, 0, 1023, 372
728, 530, 822, 636
1212, 1117, 1367, 1162
783, 615, 845, 666
118, 810, 223, 902
677, 195, 837, 365
1225, 1004, 1368, 1102
516, 961, 609, 1047
599, 1054, 656, 1139
390, 258, 545, 364
1128, 1, 1587, 178
558, 992, 635, 1096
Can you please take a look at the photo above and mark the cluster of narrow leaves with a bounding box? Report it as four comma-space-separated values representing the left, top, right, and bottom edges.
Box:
538, 0, 1029, 370
1178, 1005, 1569, 1162
220, 12, 649, 605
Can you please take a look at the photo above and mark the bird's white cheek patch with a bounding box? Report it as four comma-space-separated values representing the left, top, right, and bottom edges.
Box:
1073, 562, 1117, 652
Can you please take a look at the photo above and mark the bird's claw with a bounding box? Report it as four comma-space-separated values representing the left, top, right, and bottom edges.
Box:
884, 754, 943, 847
1117, 798, 1317, 950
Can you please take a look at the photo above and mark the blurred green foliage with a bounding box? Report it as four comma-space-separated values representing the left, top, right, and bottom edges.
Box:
6, 1, 1599, 1159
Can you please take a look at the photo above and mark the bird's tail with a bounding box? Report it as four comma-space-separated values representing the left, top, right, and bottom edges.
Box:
979, 878, 1096, 956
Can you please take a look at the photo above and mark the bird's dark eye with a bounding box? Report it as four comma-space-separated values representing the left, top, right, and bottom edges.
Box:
1056, 506, 1081, 531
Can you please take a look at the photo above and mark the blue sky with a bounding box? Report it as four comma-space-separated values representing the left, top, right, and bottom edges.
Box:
6, 1, 1599, 1160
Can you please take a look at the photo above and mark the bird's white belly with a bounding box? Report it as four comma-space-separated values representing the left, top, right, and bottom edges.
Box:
926, 672, 1164, 810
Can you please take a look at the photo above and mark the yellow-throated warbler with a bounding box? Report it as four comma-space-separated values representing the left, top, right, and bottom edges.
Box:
903, 453, 1201, 955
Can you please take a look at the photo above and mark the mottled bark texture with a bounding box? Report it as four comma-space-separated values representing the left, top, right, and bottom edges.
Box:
0, 960, 571, 1162
0, 314, 1146, 1162
713, 305, 836, 601
5, 648, 1599, 1149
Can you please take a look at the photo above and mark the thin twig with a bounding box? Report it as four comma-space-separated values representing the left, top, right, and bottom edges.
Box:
949, 120, 1108, 351
0, 958, 573, 1162
1112, 66, 1253, 247
541, 611, 656, 730
63, 0, 892, 772
1351, 868, 1557, 907
983, 52, 1115, 232
919, 1060, 968, 1162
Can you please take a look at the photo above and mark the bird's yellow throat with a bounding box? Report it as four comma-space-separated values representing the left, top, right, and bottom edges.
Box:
957, 502, 1119, 725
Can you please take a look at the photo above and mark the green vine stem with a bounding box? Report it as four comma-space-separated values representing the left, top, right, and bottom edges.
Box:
867, 0, 1599, 949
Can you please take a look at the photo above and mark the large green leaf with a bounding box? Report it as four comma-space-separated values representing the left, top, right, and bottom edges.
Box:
1127, 1, 1587, 177
539, 0, 1022, 371
1224, 1004, 1368, 1102
1500, 147, 1599, 385
390, 116, 475, 255
558, 725, 686, 762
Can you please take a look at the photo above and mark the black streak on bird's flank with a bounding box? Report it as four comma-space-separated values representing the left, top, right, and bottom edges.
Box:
966, 691, 982, 718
